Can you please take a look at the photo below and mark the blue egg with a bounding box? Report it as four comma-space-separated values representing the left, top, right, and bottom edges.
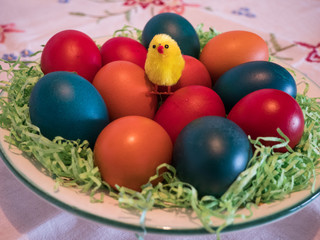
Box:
173, 116, 252, 198
29, 71, 109, 146
213, 61, 297, 113
141, 13, 200, 58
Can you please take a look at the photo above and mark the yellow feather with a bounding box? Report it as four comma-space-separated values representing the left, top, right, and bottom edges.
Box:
145, 34, 185, 86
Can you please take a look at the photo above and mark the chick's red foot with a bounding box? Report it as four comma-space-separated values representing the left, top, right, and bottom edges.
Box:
150, 85, 174, 95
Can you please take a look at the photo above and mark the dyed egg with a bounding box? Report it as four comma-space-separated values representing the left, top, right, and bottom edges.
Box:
94, 116, 173, 191
154, 86, 225, 143
173, 116, 252, 198
41, 30, 101, 82
159, 55, 212, 92
200, 30, 269, 84
29, 71, 109, 146
100, 37, 147, 69
141, 12, 200, 58
228, 89, 304, 152
92, 61, 157, 121
214, 61, 297, 112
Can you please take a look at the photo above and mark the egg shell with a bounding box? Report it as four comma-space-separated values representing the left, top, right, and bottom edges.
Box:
94, 116, 172, 192
141, 12, 200, 58
29, 71, 109, 146
227, 89, 304, 152
200, 30, 269, 84
214, 61, 297, 113
92, 61, 158, 121
173, 116, 252, 198
41, 30, 102, 83
100, 37, 147, 69
159, 55, 212, 92
154, 85, 226, 143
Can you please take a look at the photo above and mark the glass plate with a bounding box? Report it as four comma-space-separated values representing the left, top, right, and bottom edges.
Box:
0, 52, 319, 235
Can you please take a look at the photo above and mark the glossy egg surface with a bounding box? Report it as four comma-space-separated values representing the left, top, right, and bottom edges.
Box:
29, 71, 109, 146
200, 30, 269, 84
173, 116, 252, 197
214, 61, 297, 112
141, 13, 200, 58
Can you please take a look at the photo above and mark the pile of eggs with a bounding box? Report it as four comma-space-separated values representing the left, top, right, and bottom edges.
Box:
29, 13, 304, 197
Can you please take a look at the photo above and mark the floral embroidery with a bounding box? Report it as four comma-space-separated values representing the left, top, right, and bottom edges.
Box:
0, 23, 24, 43
159, 0, 200, 15
267, 33, 296, 61
70, 0, 201, 22
20, 49, 34, 57
58, 0, 69, 3
1, 49, 34, 61
123, 0, 164, 9
295, 41, 320, 63
232, 7, 256, 18
2, 53, 18, 61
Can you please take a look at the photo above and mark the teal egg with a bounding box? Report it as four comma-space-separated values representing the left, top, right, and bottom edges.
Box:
29, 71, 109, 146
173, 116, 252, 198
141, 13, 200, 58
213, 61, 297, 113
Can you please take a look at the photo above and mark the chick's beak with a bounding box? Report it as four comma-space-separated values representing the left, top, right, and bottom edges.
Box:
157, 45, 164, 54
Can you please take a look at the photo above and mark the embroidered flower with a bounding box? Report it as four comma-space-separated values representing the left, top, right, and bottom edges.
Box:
232, 7, 256, 18
2, 53, 18, 61
159, 0, 200, 15
20, 49, 34, 57
0, 23, 24, 43
123, 0, 164, 9
295, 42, 320, 63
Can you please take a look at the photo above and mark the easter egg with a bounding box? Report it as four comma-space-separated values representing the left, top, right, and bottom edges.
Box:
94, 116, 173, 191
92, 61, 157, 121
100, 37, 147, 69
227, 89, 304, 151
29, 71, 109, 146
41, 30, 101, 82
159, 55, 212, 92
141, 12, 200, 58
154, 85, 225, 143
214, 61, 297, 112
200, 30, 269, 84
173, 116, 252, 198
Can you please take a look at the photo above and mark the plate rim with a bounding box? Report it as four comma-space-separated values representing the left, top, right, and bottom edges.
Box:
1, 143, 320, 235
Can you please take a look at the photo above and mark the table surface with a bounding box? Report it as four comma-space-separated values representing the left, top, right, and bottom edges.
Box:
1, 0, 320, 240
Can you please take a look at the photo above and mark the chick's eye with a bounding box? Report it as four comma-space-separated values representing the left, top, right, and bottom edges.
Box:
165, 44, 169, 49
152, 45, 156, 49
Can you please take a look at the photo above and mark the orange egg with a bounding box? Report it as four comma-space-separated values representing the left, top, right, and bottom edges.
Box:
200, 30, 269, 84
92, 61, 157, 121
94, 116, 173, 191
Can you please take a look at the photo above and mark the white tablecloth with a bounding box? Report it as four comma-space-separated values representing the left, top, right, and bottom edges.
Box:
1, 1, 320, 239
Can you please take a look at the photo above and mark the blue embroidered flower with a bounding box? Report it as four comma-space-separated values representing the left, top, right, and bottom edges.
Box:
58, 0, 69, 3
2, 53, 18, 61
232, 7, 256, 18
20, 49, 33, 57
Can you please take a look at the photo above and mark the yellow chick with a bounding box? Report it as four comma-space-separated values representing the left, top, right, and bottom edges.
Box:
145, 34, 185, 94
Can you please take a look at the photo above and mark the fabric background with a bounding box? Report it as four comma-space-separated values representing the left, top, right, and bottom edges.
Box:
1, 1, 320, 239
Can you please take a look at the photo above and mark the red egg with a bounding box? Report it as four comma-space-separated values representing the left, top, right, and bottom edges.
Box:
159, 55, 212, 92
154, 85, 226, 143
41, 30, 101, 82
94, 116, 173, 191
92, 61, 157, 121
100, 37, 147, 69
227, 89, 304, 152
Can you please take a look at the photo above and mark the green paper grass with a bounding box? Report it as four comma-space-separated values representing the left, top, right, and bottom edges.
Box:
0, 25, 319, 239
